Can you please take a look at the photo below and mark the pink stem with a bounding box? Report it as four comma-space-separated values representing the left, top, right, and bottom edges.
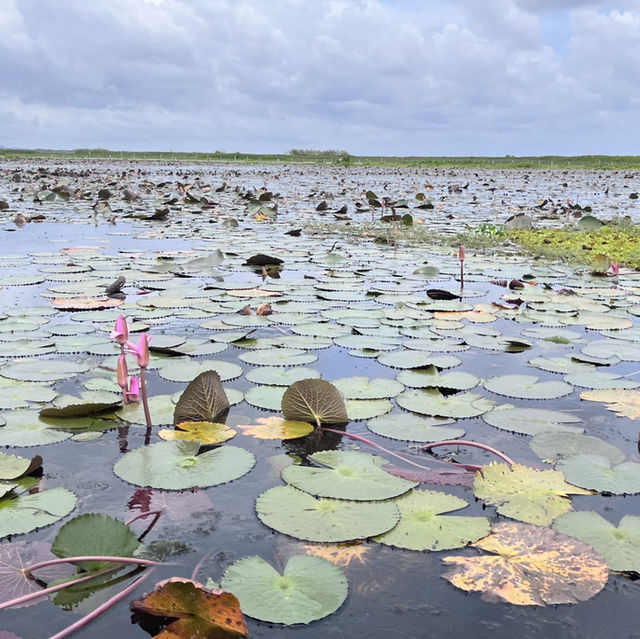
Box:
0, 566, 119, 611
125, 509, 163, 541
421, 440, 514, 466
25, 556, 157, 576
139, 367, 153, 444
321, 428, 462, 472
191, 550, 213, 582
49, 568, 155, 639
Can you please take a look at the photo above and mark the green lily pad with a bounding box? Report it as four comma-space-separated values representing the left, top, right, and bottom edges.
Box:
474, 462, 590, 525
256, 485, 399, 542
0, 487, 77, 538
482, 407, 584, 436
396, 389, 494, 418
530, 432, 626, 464
553, 511, 640, 572
0, 359, 91, 382
0, 411, 75, 446
332, 376, 404, 400
114, 441, 255, 490
557, 454, 640, 494
0, 380, 58, 409
377, 351, 461, 370
367, 413, 464, 442
115, 395, 176, 426
282, 451, 417, 501
40, 391, 121, 418
245, 367, 321, 386
483, 375, 573, 400
0, 452, 41, 480
345, 398, 393, 420
158, 360, 243, 383
245, 385, 286, 411
396, 367, 479, 391
563, 371, 640, 390
374, 489, 490, 550
527, 356, 595, 375
239, 348, 317, 367
221, 555, 348, 625
52, 513, 139, 573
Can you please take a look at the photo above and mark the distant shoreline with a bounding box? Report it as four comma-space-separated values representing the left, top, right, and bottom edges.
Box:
1, 149, 639, 170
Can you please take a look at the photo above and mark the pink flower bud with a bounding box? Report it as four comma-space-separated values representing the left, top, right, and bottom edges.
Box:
126, 376, 140, 402
117, 354, 129, 391
458, 245, 465, 262
126, 334, 150, 368
110, 315, 129, 346
611, 263, 619, 276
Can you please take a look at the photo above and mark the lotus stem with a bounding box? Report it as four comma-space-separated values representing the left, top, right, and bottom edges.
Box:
24, 555, 157, 577
49, 568, 155, 639
125, 509, 163, 541
191, 549, 213, 582
421, 440, 514, 466
0, 566, 119, 610
139, 367, 153, 444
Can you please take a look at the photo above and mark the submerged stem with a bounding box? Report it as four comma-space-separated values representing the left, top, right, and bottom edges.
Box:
421, 440, 515, 466
49, 568, 155, 639
25, 555, 157, 577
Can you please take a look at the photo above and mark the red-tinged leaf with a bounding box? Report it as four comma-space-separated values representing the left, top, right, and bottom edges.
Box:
131, 578, 248, 638
384, 464, 475, 488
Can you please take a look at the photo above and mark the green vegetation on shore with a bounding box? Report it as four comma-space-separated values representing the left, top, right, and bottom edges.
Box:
2, 147, 640, 170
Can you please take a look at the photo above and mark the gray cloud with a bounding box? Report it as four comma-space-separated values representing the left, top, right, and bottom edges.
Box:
0, 0, 638, 154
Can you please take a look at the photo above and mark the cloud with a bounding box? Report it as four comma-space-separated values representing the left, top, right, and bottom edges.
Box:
0, 0, 638, 154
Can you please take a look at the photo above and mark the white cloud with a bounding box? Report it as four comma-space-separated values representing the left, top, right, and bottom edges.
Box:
0, 0, 638, 154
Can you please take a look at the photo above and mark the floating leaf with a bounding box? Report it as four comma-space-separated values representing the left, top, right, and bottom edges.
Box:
221, 555, 347, 625
482, 407, 584, 436
0, 487, 77, 538
113, 441, 255, 490
282, 451, 417, 501
115, 395, 176, 426
245, 367, 321, 386
0, 359, 91, 382
237, 416, 313, 440
0, 541, 74, 608
564, 370, 640, 390
244, 385, 286, 411
483, 375, 573, 400
40, 391, 121, 418
52, 513, 139, 573
0, 453, 42, 480
173, 371, 230, 426
396, 367, 479, 391
557, 454, 640, 494
159, 422, 236, 445
345, 398, 392, 420
50, 297, 124, 311
303, 543, 369, 567
553, 511, 640, 572
377, 351, 461, 370
396, 389, 494, 418
530, 432, 625, 464
0, 411, 77, 447
442, 521, 608, 605
239, 348, 317, 367
367, 412, 464, 442
158, 359, 243, 383
374, 489, 490, 550
474, 462, 590, 525
331, 376, 404, 399
256, 485, 399, 542
281, 379, 348, 425
580, 389, 640, 419
131, 578, 248, 638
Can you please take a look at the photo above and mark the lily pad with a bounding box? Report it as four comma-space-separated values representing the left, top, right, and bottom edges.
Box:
245, 367, 321, 386
474, 462, 590, 525
256, 485, 399, 542
332, 376, 404, 399
237, 417, 313, 440
483, 375, 573, 400
282, 451, 417, 501
442, 521, 608, 605
239, 348, 317, 367
557, 454, 640, 494
367, 412, 464, 442
158, 360, 243, 383
482, 407, 584, 436
244, 385, 286, 411
282, 379, 348, 425
377, 351, 461, 370
396, 367, 479, 391
113, 441, 255, 490
158, 422, 236, 445
563, 370, 640, 390
345, 398, 393, 420
374, 489, 490, 550
530, 432, 625, 464
221, 555, 347, 625
0, 411, 75, 447
396, 389, 494, 418
0, 452, 42, 480
0, 487, 77, 538
580, 389, 640, 419
553, 511, 640, 572
0, 359, 91, 382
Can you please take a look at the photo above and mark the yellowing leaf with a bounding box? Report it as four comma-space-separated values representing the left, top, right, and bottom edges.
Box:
442, 521, 608, 606
158, 422, 236, 444
50, 297, 124, 310
433, 309, 497, 323
237, 416, 313, 440
304, 542, 369, 567
474, 463, 591, 525
580, 389, 640, 419
227, 288, 283, 298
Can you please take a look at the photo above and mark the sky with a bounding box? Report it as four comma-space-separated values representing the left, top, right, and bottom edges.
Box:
1, 0, 639, 156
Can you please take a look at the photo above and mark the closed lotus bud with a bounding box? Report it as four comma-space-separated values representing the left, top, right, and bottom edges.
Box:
117, 354, 129, 391
110, 315, 129, 345
458, 245, 465, 262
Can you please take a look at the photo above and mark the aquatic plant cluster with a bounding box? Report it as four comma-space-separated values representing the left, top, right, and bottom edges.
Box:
0, 160, 639, 638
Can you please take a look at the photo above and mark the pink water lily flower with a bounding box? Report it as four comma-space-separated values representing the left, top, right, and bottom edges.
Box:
126, 376, 140, 403
611, 263, 619, 276
126, 334, 151, 368
110, 315, 129, 346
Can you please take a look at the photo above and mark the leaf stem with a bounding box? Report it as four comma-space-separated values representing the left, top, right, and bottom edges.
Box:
0, 566, 119, 610
49, 568, 155, 639
139, 367, 153, 444
125, 509, 163, 541
421, 440, 515, 466
25, 556, 157, 577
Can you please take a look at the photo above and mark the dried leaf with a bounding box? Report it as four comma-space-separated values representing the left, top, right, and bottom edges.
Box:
580, 389, 640, 419
237, 416, 313, 440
